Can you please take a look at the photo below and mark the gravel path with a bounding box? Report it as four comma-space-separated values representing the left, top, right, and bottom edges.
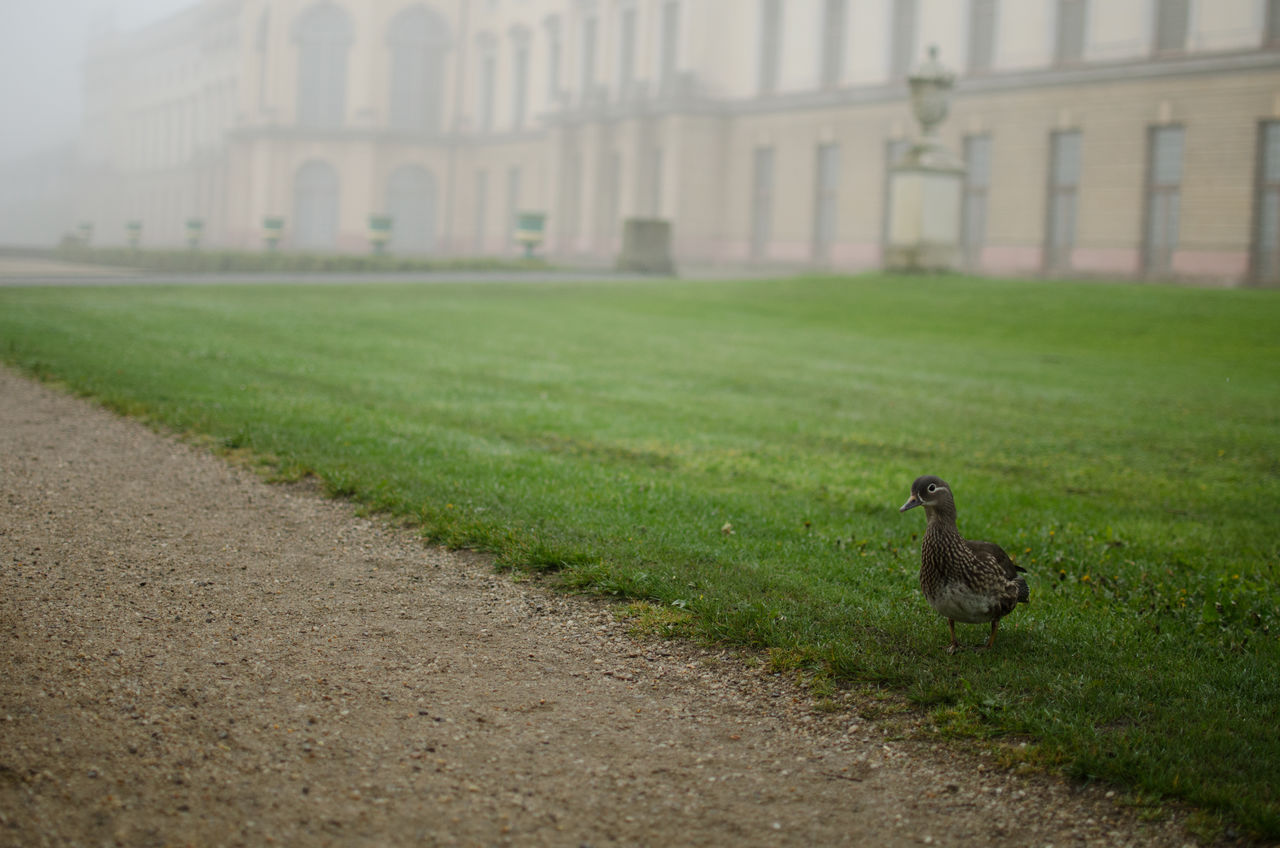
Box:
0, 366, 1195, 847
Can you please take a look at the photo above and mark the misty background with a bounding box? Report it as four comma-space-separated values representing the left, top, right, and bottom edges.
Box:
0, 0, 198, 162
1, 0, 1274, 285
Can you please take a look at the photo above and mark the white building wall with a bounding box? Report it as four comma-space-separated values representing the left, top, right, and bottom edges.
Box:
63, 0, 1280, 283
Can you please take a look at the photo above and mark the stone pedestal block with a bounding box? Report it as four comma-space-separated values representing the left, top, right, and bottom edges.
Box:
884, 46, 967, 274
885, 144, 965, 272
617, 218, 676, 275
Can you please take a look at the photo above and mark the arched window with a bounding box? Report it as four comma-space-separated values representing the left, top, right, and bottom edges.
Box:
385, 164, 438, 253
294, 160, 340, 249
295, 4, 353, 128
388, 5, 452, 133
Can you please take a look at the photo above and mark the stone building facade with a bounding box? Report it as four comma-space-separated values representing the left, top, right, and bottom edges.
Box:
76, 0, 1280, 283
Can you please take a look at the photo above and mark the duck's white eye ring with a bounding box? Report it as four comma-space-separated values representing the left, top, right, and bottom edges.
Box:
926, 483, 937, 493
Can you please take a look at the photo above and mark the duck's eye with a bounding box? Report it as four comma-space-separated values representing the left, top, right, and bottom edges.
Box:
926, 483, 938, 493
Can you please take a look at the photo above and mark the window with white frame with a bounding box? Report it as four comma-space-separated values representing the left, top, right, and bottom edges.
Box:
580, 14, 598, 103
295, 4, 352, 129
659, 1, 680, 94
545, 16, 563, 101
813, 143, 840, 261
619, 6, 637, 97
751, 147, 775, 259
475, 169, 490, 252
962, 135, 991, 268
1055, 0, 1087, 65
1253, 121, 1280, 282
889, 0, 917, 79
477, 36, 497, 132
1153, 0, 1189, 54
820, 0, 846, 88
968, 0, 996, 74
506, 166, 522, 248
1046, 130, 1082, 273
758, 0, 782, 94
388, 6, 450, 134
1144, 125, 1184, 275
511, 28, 530, 128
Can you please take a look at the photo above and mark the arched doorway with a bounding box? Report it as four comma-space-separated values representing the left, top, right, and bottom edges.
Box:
294, 160, 339, 250
386, 164, 438, 254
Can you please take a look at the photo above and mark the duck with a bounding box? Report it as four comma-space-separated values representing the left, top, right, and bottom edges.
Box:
899, 475, 1029, 653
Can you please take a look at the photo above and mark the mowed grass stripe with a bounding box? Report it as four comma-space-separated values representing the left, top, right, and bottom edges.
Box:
2, 274, 1277, 837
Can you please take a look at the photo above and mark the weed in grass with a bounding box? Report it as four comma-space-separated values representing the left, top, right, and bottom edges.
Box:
621, 601, 696, 639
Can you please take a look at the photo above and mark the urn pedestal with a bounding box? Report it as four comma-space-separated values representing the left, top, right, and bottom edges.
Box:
885, 47, 967, 274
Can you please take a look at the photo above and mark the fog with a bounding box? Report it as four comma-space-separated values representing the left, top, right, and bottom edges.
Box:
0, 1, 1274, 285
0, 0, 199, 161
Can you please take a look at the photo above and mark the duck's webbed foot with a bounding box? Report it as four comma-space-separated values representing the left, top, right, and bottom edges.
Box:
945, 620, 960, 654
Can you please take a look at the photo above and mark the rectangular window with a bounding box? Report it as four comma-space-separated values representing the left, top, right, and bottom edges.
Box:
751, 147, 775, 259
1055, 0, 1087, 64
1269, 0, 1280, 45
758, 0, 782, 94
390, 48, 424, 131
474, 170, 489, 253
1253, 121, 1280, 283
1153, 0, 1189, 53
1144, 125, 1183, 275
256, 11, 269, 109
601, 150, 622, 246
479, 51, 496, 132
649, 147, 664, 216
298, 39, 348, 129
889, 0, 918, 79
581, 16, 598, 101
506, 166, 521, 248
660, 1, 680, 93
1045, 130, 1082, 272
968, 0, 997, 73
962, 135, 992, 269
512, 41, 529, 128
619, 7, 637, 96
546, 17, 562, 100
821, 0, 846, 87
562, 153, 582, 247
813, 143, 840, 261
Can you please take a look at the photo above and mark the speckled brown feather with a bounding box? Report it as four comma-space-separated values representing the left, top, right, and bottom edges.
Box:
901, 475, 1029, 652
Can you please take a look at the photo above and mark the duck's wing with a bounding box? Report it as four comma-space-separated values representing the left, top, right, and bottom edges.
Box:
965, 539, 1030, 605
964, 539, 1025, 579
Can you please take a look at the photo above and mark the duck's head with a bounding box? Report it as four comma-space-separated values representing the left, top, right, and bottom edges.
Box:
899, 475, 953, 513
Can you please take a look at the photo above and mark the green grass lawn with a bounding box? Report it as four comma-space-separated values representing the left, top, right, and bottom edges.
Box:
2, 273, 1278, 837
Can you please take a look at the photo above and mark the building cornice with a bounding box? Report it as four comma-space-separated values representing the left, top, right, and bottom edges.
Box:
232, 47, 1280, 140
957, 46, 1280, 96
228, 124, 551, 148
726, 47, 1280, 117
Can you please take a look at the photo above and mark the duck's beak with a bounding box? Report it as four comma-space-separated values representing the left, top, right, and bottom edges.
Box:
899, 494, 921, 513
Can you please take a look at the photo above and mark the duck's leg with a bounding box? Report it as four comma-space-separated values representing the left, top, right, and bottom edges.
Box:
946, 619, 960, 654
984, 619, 999, 650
